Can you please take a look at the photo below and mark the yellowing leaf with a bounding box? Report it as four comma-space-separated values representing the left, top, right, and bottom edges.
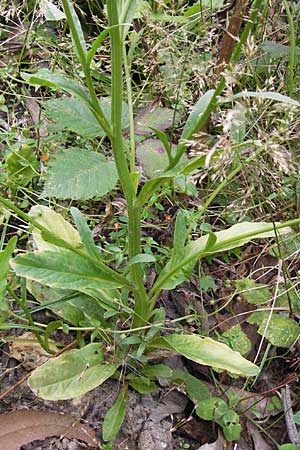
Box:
29, 205, 81, 251
150, 334, 259, 376
28, 343, 117, 400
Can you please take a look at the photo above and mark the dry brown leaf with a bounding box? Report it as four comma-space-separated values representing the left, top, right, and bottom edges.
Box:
0, 410, 100, 450
247, 422, 273, 450
8, 332, 57, 370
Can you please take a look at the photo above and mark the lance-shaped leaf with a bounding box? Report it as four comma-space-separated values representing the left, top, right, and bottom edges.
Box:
28, 343, 117, 399
21, 69, 90, 104
102, 386, 128, 442
153, 221, 292, 291
10, 248, 124, 290
0, 237, 17, 302
149, 334, 259, 376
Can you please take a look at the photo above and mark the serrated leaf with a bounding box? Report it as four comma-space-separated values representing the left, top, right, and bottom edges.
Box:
6, 145, 39, 186
234, 278, 270, 305
247, 312, 300, 348
0, 410, 99, 450
222, 324, 251, 355
40, 0, 66, 21
28, 343, 117, 399
102, 386, 128, 442
29, 205, 81, 252
154, 221, 292, 290
136, 139, 179, 178
135, 104, 177, 135
44, 96, 129, 138
44, 97, 103, 138
43, 148, 118, 200
11, 248, 123, 290
150, 334, 259, 376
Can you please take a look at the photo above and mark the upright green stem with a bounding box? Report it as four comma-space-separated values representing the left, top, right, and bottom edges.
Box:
282, 0, 295, 97
107, 1, 149, 326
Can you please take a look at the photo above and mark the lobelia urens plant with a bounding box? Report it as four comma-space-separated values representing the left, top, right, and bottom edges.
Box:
1, 0, 300, 444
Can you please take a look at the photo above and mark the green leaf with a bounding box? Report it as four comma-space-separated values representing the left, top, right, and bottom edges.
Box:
171, 369, 210, 403
40, 0, 66, 21
196, 397, 228, 421
44, 97, 129, 138
63, 0, 87, 60
269, 232, 300, 260
70, 207, 101, 260
149, 334, 259, 376
28, 343, 117, 399
11, 248, 124, 290
154, 221, 292, 290
136, 139, 179, 178
199, 275, 216, 292
181, 90, 215, 142
234, 278, 270, 305
134, 105, 177, 135
247, 312, 300, 348
21, 69, 90, 104
0, 237, 17, 306
6, 145, 39, 186
141, 364, 173, 379
27, 281, 105, 326
43, 148, 118, 200
221, 410, 241, 441
224, 91, 299, 107
127, 253, 156, 266
29, 205, 81, 252
44, 97, 103, 138
102, 386, 128, 442
260, 40, 300, 60
221, 324, 251, 356
127, 376, 156, 394
278, 445, 300, 450
173, 210, 187, 261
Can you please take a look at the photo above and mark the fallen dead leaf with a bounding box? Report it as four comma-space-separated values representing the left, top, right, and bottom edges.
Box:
0, 410, 100, 450
247, 422, 273, 450
8, 332, 56, 370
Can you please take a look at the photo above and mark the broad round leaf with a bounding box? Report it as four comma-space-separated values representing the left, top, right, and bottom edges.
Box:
247, 312, 300, 348
136, 139, 178, 178
222, 324, 251, 355
134, 105, 177, 135
28, 344, 117, 400
150, 334, 259, 376
43, 149, 118, 200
